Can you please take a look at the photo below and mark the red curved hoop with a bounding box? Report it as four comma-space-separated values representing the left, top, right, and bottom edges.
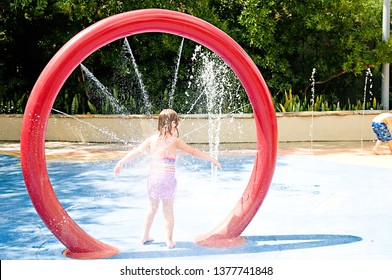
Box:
20, 9, 277, 259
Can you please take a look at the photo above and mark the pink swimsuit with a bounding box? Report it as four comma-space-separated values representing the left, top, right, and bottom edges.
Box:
147, 157, 176, 200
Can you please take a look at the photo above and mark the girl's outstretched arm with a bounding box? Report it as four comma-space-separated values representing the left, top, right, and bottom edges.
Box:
176, 138, 221, 169
114, 139, 150, 175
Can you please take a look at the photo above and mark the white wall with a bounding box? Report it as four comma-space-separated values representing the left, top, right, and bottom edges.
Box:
0, 111, 382, 143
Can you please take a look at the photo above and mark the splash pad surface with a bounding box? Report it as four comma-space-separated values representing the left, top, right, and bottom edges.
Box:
19, 9, 277, 258
1, 141, 392, 260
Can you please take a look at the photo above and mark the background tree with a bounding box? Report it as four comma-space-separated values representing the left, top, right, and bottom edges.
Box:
1, 0, 228, 114
212, 0, 392, 109
1, 0, 391, 114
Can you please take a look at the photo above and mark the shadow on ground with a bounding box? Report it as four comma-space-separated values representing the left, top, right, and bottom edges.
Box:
114, 234, 362, 259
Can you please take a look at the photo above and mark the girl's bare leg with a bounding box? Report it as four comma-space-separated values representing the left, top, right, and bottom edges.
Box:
162, 198, 175, 248
387, 141, 392, 155
372, 140, 382, 155
141, 198, 159, 244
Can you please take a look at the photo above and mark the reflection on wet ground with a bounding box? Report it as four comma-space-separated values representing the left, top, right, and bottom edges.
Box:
1, 141, 391, 260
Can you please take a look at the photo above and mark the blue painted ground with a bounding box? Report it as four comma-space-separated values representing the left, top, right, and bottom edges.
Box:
1, 149, 391, 260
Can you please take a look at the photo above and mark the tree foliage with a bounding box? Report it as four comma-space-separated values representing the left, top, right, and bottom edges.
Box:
214, 0, 391, 103
1, 0, 391, 114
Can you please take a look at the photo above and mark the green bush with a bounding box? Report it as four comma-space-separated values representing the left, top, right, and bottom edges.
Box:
274, 89, 381, 112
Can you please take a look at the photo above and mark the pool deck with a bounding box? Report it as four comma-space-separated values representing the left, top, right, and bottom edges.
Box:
1, 140, 392, 277
278, 141, 392, 169
1, 140, 391, 168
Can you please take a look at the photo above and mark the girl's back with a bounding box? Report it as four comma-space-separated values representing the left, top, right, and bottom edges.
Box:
147, 134, 178, 159
373, 112, 392, 123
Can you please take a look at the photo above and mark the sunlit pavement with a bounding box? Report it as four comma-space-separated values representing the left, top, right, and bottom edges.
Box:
0, 141, 391, 261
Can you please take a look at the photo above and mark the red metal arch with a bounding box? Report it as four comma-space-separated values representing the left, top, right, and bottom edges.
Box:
20, 9, 277, 259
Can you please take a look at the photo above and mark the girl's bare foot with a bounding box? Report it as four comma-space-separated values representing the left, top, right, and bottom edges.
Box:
372, 149, 381, 155
166, 240, 176, 249
141, 237, 154, 245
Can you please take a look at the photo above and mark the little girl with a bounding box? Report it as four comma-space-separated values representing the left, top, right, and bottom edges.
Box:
114, 109, 221, 248
371, 112, 392, 155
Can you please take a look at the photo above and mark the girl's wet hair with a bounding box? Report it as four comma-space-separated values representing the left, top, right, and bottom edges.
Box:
158, 109, 180, 138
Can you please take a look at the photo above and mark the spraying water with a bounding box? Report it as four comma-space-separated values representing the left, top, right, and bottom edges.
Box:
186, 45, 242, 115
309, 68, 316, 150
361, 68, 374, 149
51, 108, 127, 143
122, 38, 152, 114
81, 64, 128, 114
79, 41, 246, 178
362, 68, 374, 110
186, 45, 243, 175
168, 38, 185, 108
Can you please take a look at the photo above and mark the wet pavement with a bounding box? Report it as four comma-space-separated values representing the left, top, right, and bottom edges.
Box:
1, 141, 391, 261
1, 140, 391, 279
